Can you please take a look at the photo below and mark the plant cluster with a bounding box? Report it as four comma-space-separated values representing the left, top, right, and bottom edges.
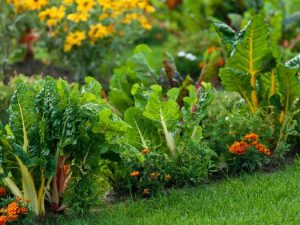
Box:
0, 76, 127, 216
4, 0, 155, 80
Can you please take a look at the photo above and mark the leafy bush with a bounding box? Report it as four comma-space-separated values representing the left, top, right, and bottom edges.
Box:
116, 141, 214, 197
214, 14, 300, 160
204, 91, 299, 173
0, 76, 127, 216
112, 79, 216, 196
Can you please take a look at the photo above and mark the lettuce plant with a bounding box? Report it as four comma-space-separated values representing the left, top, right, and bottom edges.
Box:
0, 76, 127, 216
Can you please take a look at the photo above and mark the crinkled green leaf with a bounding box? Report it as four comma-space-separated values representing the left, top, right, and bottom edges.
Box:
92, 108, 128, 143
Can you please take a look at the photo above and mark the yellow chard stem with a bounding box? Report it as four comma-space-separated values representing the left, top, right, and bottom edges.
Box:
249, 29, 259, 111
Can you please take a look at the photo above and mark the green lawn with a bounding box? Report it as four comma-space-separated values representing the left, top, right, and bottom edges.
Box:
46, 163, 300, 225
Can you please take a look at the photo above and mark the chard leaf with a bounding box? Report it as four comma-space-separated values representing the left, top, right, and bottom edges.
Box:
259, 70, 281, 104
220, 15, 276, 112
277, 65, 300, 113
143, 87, 180, 155
124, 107, 159, 149
167, 88, 180, 102
109, 44, 159, 113
82, 76, 102, 96
92, 108, 128, 143
9, 81, 39, 153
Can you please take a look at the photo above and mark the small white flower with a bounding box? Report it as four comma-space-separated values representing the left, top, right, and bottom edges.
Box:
177, 51, 186, 57
225, 116, 229, 121
185, 53, 197, 61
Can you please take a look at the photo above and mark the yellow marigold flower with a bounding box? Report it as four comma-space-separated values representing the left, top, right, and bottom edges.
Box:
6, 0, 26, 12
88, 24, 112, 44
145, 5, 155, 13
39, 6, 65, 27
99, 13, 110, 20
67, 11, 89, 23
63, 0, 74, 4
64, 31, 86, 52
122, 13, 140, 24
25, 0, 48, 10
139, 16, 152, 30
76, 0, 96, 12
64, 43, 72, 52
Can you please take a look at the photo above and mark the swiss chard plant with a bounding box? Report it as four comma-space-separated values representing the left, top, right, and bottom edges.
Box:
214, 14, 300, 155
0, 76, 127, 216
124, 80, 215, 157
117, 80, 216, 195
109, 44, 186, 114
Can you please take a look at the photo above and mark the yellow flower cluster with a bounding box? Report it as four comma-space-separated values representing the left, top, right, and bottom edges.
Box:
7, 0, 155, 52
98, 0, 154, 30
64, 31, 86, 52
39, 6, 65, 27
88, 24, 113, 44
6, 0, 48, 11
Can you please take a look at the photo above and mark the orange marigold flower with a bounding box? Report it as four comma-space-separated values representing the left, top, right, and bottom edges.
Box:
253, 142, 270, 156
164, 174, 172, 181
6, 202, 19, 221
142, 188, 150, 195
18, 207, 28, 215
130, 171, 140, 177
207, 46, 215, 54
141, 148, 150, 154
0, 187, 7, 197
229, 141, 249, 155
243, 133, 259, 142
149, 172, 160, 179
0, 215, 7, 225
264, 148, 271, 156
7, 214, 18, 222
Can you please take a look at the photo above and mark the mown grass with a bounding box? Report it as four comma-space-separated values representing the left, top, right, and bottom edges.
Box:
44, 162, 300, 225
